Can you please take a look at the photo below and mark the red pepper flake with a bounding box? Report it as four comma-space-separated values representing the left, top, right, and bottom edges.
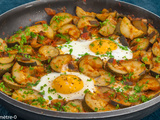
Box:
81, 32, 90, 40
118, 2, 121, 7
35, 20, 47, 25
29, 19, 31, 21
57, 6, 66, 12
19, 26, 23, 29
2, 32, 5, 35
45, 8, 56, 16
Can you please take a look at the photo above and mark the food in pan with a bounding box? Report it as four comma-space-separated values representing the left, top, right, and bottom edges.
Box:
0, 6, 160, 112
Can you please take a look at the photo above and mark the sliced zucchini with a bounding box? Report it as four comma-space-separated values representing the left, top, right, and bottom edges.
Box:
120, 17, 144, 40
77, 17, 99, 29
78, 55, 103, 77
130, 38, 150, 51
138, 78, 160, 91
57, 24, 80, 39
17, 59, 37, 67
12, 88, 42, 101
140, 51, 153, 69
96, 11, 117, 21
114, 18, 122, 35
64, 99, 84, 112
0, 80, 12, 95
76, 6, 96, 18
120, 60, 146, 81
110, 92, 131, 108
143, 90, 160, 98
50, 13, 73, 31
54, 34, 70, 45
94, 70, 114, 86
99, 15, 117, 36
2, 72, 25, 89
150, 57, 160, 77
152, 42, 160, 57
12, 62, 39, 85
0, 54, 15, 64
147, 25, 159, 44
50, 54, 72, 72
132, 20, 147, 34
82, 86, 116, 112
105, 59, 128, 75
38, 45, 59, 58
0, 62, 13, 77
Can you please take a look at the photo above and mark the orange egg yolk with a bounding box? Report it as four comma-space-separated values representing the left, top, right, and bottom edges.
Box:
89, 39, 117, 54
52, 75, 84, 94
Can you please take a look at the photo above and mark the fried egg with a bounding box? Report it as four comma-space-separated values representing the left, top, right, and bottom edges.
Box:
33, 72, 95, 102
57, 38, 133, 60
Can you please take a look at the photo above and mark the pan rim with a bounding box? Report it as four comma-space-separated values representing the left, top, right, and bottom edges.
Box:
0, 0, 160, 119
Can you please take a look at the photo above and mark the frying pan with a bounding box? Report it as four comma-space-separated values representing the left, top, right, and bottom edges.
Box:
0, 0, 160, 119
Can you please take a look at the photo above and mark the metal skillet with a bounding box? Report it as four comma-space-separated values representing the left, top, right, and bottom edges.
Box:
0, 0, 160, 119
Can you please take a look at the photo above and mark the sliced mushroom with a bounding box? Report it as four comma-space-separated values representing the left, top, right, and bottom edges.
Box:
120, 17, 144, 40
78, 55, 103, 77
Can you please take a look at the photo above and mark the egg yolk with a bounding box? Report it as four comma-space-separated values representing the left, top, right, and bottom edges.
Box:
89, 39, 117, 54
52, 75, 84, 94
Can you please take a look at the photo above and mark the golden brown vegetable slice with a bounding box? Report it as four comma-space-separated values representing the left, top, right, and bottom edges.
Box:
140, 51, 153, 69
78, 55, 103, 77
12, 88, 42, 101
0, 54, 15, 64
0, 80, 12, 95
138, 78, 160, 91
77, 16, 99, 29
147, 25, 159, 44
50, 13, 73, 31
2, 72, 25, 90
132, 20, 147, 34
0, 38, 7, 52
94, 70, 114, 86
82, 87, 116, 112
110, 92, 131, 108
120, 60, 146, 81
99, 15, 117, 36
152, 42, 160, 57
38, 45, 59, 58
120, 17, 144, 40
76, 6, 96, 18
0, 62, 13, 77
150, 57, 160, 77
50, 54, 72, 72
96, 11, 117, 21
58, 24, 80, 39
64, 99, 84, 112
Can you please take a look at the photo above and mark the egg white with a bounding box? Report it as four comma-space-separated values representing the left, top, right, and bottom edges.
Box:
33, 72, 95, 102
57, 38, 133, 61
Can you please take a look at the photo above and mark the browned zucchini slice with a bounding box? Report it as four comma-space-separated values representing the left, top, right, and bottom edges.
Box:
147, 25, 159, 44
78, 55, 103, 77
12, 88, 42, 101
143, 90, 160, 99
120, 17, 144, 40
94, 70, 114, 86
82, 86, 116, 112
2, 72, 25, 89
132, 20, 147, 34
76, 6, 96, 18
17, 59, 37, 67
120, 60, 146, 81
99, 15, 117, 36
12, 62, 39, 85
63, 99, 84, 112
130, 38, 150, 51
152, 42, 160, 57
50, 54, 72, 72
140, 51, 153, 68
96, 11, 117, 21
105, 59, 128, 75
150, 57, 160, 77
0, 62, 13, 77
54, 34, 70, 45
114, 18, 122, 35
38, 45, 59, 58
0, 54, 15, 64
110, 92, 131, 108
138, 78, 160, 91
0, 80, 12, 95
